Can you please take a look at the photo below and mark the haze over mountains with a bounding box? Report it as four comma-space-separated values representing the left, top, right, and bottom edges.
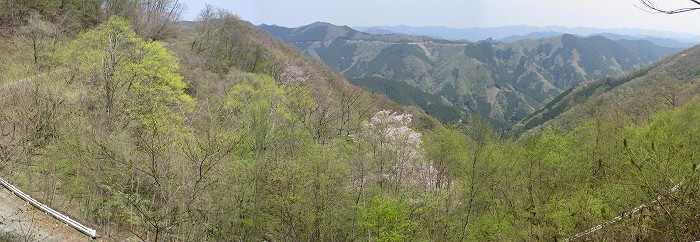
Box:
354, 25, 700, 47
260, 22, 680, 125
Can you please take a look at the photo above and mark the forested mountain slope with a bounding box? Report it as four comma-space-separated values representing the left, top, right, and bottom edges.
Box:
349, 77, 466, 123
260, 22, 680, 123
514, 44, 700, 135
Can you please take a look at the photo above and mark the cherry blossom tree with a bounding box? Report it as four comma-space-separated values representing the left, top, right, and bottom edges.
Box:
359, 110, 436, 193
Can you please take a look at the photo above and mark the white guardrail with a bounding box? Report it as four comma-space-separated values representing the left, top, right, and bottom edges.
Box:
0, 177, 97, 239
566, 164, 700, 241
565, 182, 685, 241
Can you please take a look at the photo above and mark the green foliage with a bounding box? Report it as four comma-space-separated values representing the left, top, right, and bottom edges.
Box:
360, 196, 416, 242
65, 17, 193, 127
423, 126, 468, 183
223, 71, 314, 154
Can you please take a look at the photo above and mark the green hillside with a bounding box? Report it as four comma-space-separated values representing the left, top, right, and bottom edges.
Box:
513, 44, 700, 136
260, 23, 680, 124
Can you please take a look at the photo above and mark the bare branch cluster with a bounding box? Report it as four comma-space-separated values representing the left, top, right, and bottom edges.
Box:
637, 0, 700, 14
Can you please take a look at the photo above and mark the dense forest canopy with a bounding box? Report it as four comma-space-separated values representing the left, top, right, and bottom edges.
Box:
1, 1, 700, 241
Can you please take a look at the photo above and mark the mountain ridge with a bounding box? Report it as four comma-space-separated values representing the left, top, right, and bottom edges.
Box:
353, 24, 700, 45
260, 22, 681, 124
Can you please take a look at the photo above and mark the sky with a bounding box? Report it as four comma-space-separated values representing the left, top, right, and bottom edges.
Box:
178, 0, 700, 36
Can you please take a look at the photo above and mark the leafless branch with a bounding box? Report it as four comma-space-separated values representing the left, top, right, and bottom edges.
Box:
637, 0, 700, 14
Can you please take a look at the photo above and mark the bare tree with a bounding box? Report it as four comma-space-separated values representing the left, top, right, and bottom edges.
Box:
638, 0, 700, 14
20, 13, 56, 71
135, 0, 183, 40
102, 0, 183, 40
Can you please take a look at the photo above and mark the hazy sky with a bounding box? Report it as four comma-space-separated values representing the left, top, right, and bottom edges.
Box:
179, 0, 700, 35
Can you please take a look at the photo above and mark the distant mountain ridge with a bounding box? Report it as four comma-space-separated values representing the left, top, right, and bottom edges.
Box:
260, 22, 681, 124
498, 31, 563, 42
353, 25, 700, 47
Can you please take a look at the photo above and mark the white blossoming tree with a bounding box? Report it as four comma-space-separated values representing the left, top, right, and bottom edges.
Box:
359, 110, 436, 194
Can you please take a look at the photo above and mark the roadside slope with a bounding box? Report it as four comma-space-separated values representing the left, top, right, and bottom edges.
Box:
0, 187, 93, 241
